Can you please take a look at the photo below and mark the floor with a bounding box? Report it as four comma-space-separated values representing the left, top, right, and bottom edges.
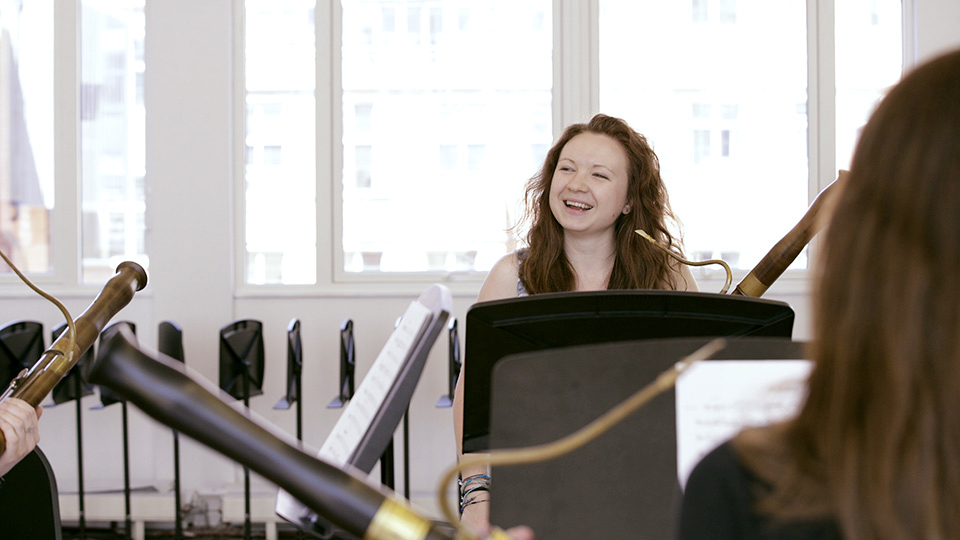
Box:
60, 526, 316, 540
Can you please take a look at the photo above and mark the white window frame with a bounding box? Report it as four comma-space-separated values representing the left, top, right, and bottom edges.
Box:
0, 1, 82, 291
233, 0, 914, 295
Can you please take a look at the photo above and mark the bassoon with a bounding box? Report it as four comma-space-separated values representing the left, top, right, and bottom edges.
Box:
89, 328, 512, 540
732, 170, 848, 297
638, 170, 847, 297
0, 261, 147, 454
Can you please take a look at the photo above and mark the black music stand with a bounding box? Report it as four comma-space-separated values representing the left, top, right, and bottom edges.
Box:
0, 320, 44, 388
275, 284, 451, 537
435, 317, 461, 408
487, 337, 806, 540
272, 318, 305, 540
327, 318, 355, 409
94, 321, 136, 540
461, 290, 795, 453
274, 318, 303, 437
49, 323, 95, 540
0, 447, 63, 540
157, 320, 185, 540
219, 319, 265, 540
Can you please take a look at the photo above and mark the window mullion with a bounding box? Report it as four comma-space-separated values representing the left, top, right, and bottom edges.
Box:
901, 0, 917, 70
55, 0, 81, 286
554, 0, 599, 132
812, 0, 836, 197
232, 0, 247, 291
322, 0, 339, 287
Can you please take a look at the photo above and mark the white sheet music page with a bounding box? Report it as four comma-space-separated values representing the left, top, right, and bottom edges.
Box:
675, 359, 811, 488
318, 299, 433, 466
275, 298, 434, 526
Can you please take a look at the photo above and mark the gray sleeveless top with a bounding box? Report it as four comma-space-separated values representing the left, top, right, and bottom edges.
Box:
516, 249, 529, 297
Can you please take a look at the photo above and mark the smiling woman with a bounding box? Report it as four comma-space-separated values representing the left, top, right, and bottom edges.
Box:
482, 113, 698, 300
452, 114, 698, 533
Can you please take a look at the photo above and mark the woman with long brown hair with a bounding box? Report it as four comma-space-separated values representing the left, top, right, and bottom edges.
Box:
479, 113, 695, 298
677, 48, 960, 540
455, 113, 695, 535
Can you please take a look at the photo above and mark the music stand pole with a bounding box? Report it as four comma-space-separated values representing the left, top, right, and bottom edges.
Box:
295, 363, 304, 540
75, 371, 87, 540
403, 408, 410, 500
380, 440, 394, 490
173, 428, 182, 540
122, 402, 132, 539
242, 367, 251, 540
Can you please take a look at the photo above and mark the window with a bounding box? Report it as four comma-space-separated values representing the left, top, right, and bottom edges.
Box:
0, 0, 54, 275
1, 0, 145, 284
835, 0, 902, 170
239, 0, 905, 287
338, 0, 552, 276
243, 0, 317, 285
600, 0, 902, 274
80, 0, 146, 284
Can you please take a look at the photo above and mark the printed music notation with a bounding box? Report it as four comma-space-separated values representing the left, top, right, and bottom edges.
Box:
675, 360, 812, 487
318, 300, 433, 466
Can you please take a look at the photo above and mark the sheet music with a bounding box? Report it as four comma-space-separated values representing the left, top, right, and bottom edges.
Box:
275, 299, 433, 524
318, 299, 433, 466
675, 359, 811, 487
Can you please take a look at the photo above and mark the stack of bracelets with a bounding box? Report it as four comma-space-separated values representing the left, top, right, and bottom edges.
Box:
458, 473, 491, 515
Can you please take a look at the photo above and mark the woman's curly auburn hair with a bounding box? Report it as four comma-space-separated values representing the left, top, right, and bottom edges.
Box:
516, 114, 684, 294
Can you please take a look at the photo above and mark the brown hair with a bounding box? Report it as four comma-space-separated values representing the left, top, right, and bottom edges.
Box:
517, 114, 683, 293
734, 48, 960, 540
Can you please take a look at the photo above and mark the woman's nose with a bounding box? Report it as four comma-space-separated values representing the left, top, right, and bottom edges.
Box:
568, 171, 588, 191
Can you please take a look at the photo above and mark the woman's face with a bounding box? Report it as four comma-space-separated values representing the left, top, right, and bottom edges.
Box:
548, 132, 631, 238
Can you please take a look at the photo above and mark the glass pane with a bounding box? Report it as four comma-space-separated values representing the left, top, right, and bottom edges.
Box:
0, 1, 54, 275
600, 1, 809, 272
80, 0, 147, 284
835, 0, 902, 170
244, 0, 317, 285
341, 0, 553, 274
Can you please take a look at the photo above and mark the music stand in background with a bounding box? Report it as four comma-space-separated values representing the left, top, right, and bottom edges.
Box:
0, 320, 44, 388
273, 318, 305, 540
274, 318, 303, 439
218, 319, 265, 540
157, 320, 185, 540
487, 337, 806, 540
435, 317, 461, 408
327, 318, 355, 409
462, 290, 795, 453
50, 323, 95, 540
95, 321, 136, 540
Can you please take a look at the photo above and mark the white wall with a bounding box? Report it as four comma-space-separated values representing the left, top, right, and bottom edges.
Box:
914, 0, 960, 63
4, 0, 959, 524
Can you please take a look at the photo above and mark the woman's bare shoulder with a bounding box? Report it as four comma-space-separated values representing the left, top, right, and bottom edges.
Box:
672, 261, 699, 292
477, 252, 521, 302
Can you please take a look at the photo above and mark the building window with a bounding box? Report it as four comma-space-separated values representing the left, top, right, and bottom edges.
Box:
0, 0, 54, 276
600, 0, 901, 272
339, 0, 553, 275
80, 0, 147, 284
238, 0, 904, 286
243, 0, 317, 285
